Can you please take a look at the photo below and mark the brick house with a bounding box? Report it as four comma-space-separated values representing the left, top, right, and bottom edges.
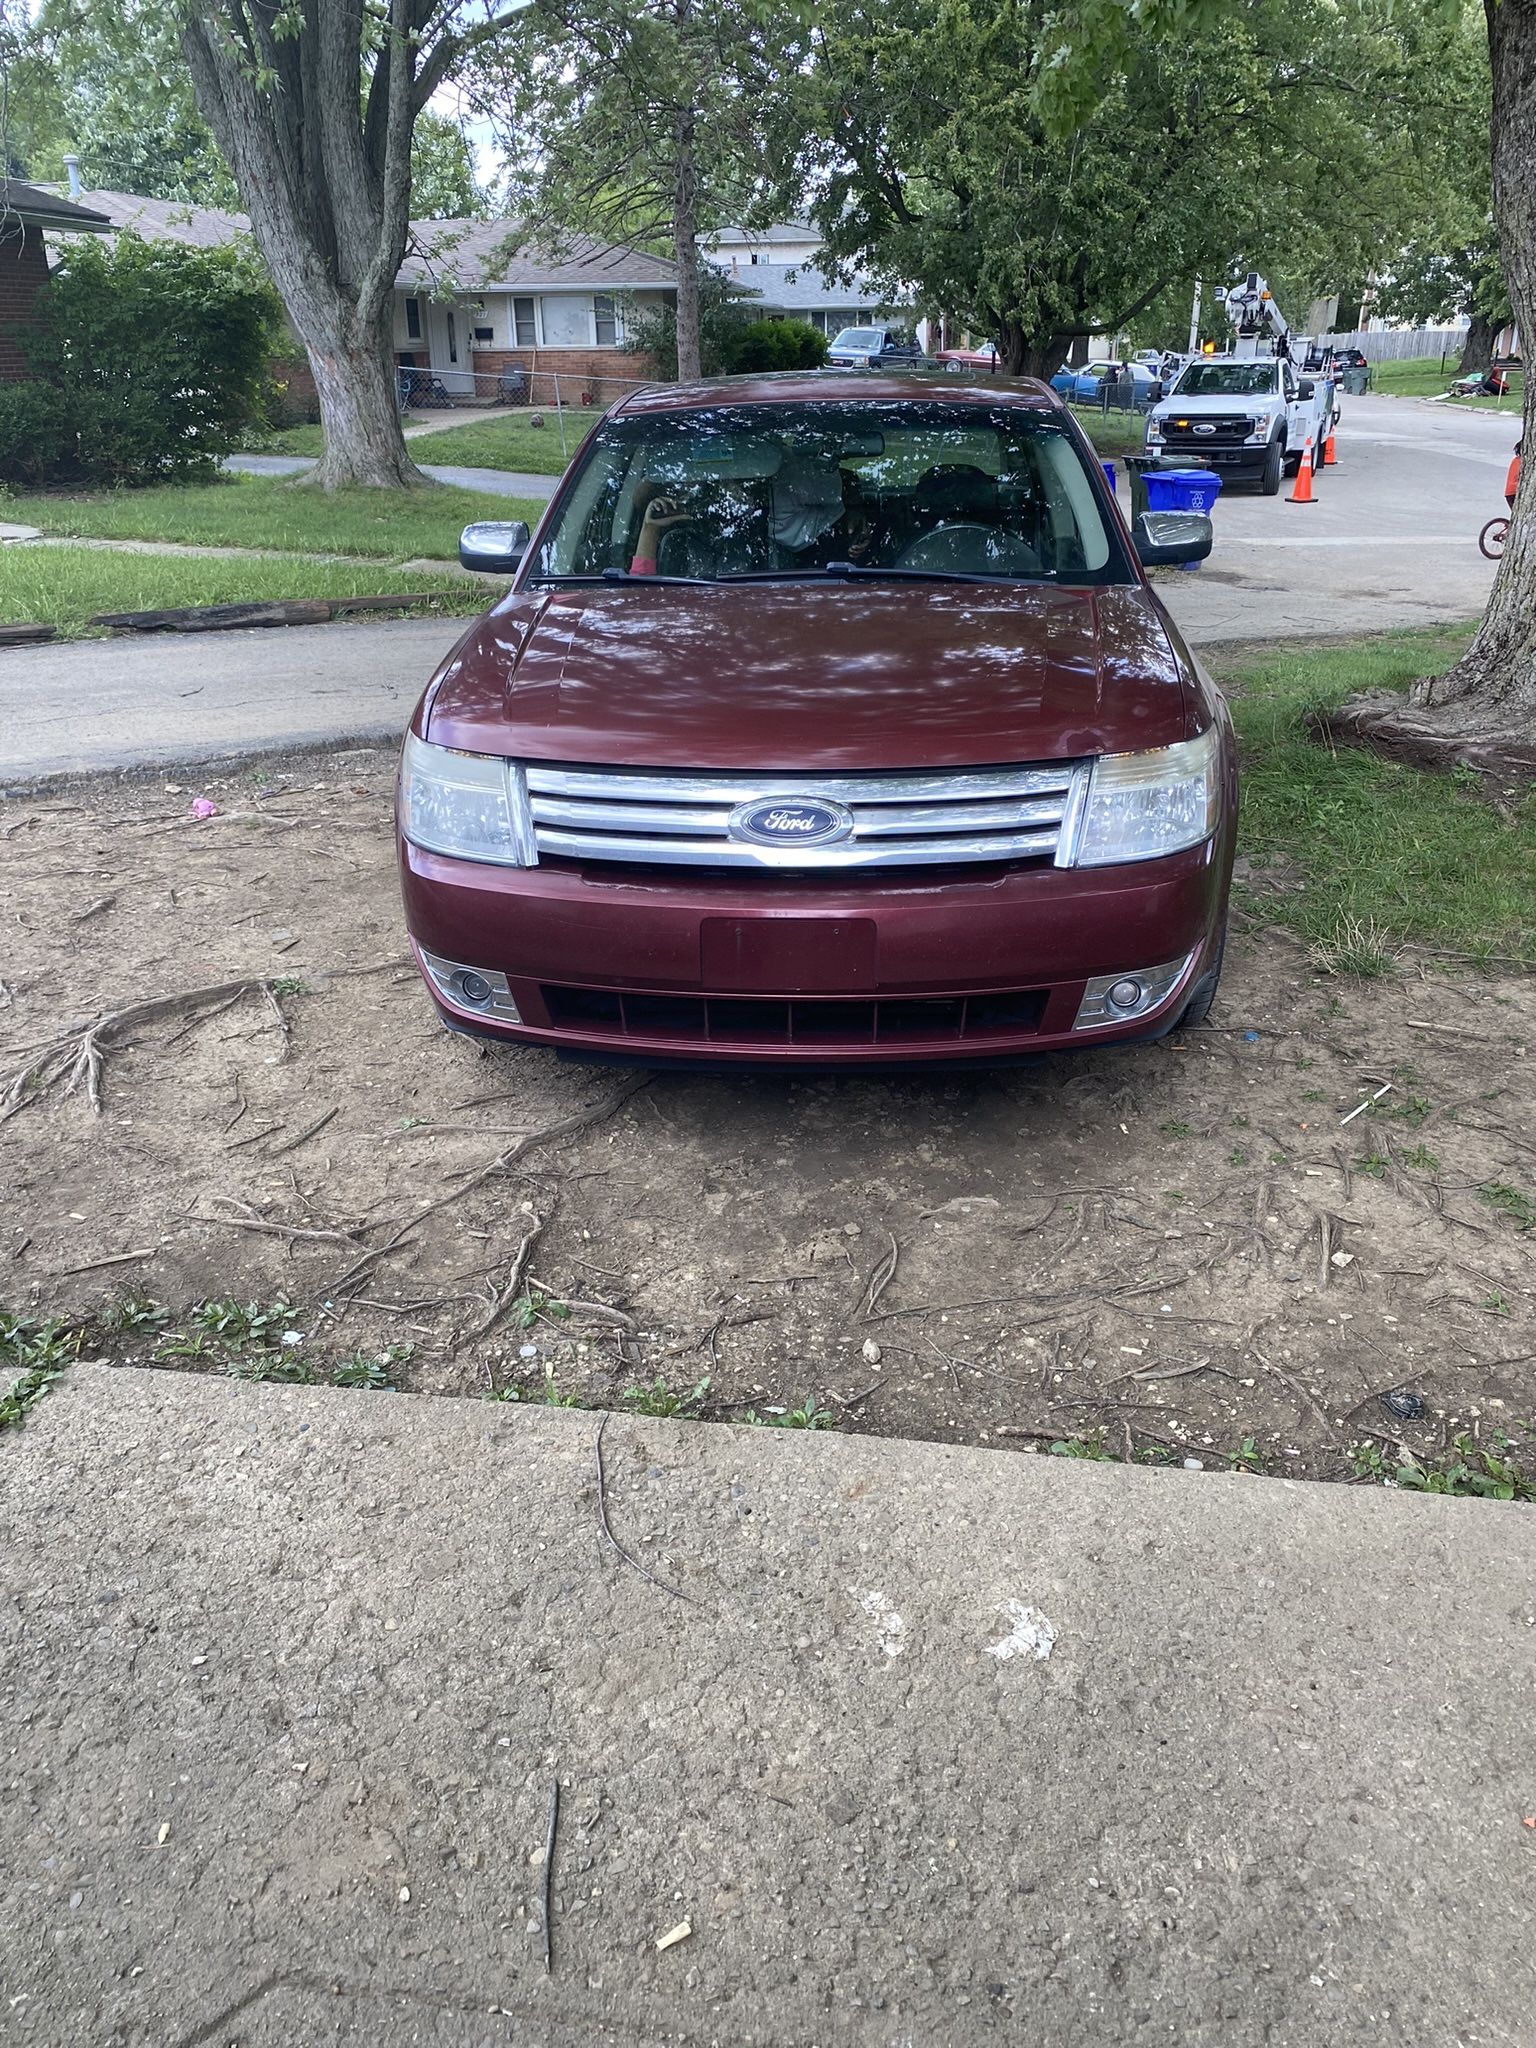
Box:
0, 180, 112, 379
63, 189, 672, 408
395, 224, 674, 406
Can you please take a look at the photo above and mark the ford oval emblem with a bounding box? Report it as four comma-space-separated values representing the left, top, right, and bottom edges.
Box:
1193, 422, 1216, 433
729, 796, 855, 848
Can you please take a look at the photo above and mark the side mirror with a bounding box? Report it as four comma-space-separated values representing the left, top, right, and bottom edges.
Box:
459, 520, 530, 575
1296, 378, 1315, 400
1133, 510, 1213, 569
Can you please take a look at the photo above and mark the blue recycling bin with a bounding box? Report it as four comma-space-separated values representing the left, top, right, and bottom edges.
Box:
1101, 460, 1117, 494
1143, 467, 1221, 570
1144, 468, 1222, 516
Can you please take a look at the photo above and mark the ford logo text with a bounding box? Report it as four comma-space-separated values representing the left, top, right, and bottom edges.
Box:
728, 797, 855, 848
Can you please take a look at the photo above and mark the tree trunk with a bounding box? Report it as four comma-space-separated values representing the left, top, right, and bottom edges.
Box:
180, 3, 431, 493
672, 105, 702, 383
996, 319, 1073, 382
1457, 309, 1495, 377
1318, 0, 1536, 777
300, 292, 425, 491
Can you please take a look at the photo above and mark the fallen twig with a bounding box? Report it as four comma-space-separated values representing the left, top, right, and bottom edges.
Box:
458, 1212, 547, 1349
46, 1247, 153, 1278
859, 1231, 900, 1317
541, 1776, 559, 1975
267, 1105, 339, 1157
593, 1413, 697, 1604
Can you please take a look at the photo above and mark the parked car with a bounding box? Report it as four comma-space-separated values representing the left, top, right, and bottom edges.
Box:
399, 372, 1232, 1068
1050, 360, 1161, 408
825, 324, 922, 369
934, 341, 1002, 373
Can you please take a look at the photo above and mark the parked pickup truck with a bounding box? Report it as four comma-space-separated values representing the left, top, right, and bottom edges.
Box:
1144, 355, 1337, 494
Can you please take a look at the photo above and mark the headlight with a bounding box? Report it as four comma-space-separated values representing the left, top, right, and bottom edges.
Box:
398, 732, 536, 866
1068, 729, 1220, 867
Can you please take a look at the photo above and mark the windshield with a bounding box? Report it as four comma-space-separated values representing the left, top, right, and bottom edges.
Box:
530, 400, 1120, 585
1172, 361, 1279, 397
830, 327, 881, 349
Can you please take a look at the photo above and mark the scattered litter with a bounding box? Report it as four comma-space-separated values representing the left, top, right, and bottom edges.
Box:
190, 798, 218, 820
655, 1920, 692, 1953
850, 1588, 906, 1658
1330, 1250, 1355, 1269
156, 1822, 170, 1845
280, 1329, 305, 1346
1182, 1457, 1204, 1471
1340, 1082, 1391, 1127
1243, 1030, 1259, 1042
1380, 1389, 1425, 1420
519, 1342, 538, 1359
984, 1601, 1057, 1663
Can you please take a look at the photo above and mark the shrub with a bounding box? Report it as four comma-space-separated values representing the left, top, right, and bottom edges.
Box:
0, 383, 73, 486
719, 318, 830, 374
18, 232, 285, 486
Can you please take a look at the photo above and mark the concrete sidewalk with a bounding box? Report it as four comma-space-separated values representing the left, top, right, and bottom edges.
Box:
223, 453, 559, 500
4, 1365, 1534, 2046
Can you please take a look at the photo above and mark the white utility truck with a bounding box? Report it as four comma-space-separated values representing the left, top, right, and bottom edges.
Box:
1144, 273, 1338, 495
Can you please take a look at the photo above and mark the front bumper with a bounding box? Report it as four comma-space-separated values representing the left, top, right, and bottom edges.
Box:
400, 835, 1232, 1066
1148, 443, 1269, 475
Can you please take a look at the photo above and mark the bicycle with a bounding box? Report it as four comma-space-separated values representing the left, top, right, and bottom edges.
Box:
1479, 514, 1508, 560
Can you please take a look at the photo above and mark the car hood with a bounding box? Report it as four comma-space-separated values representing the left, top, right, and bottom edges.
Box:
1156, 390, 1280, 414
422, 582, 1191, 770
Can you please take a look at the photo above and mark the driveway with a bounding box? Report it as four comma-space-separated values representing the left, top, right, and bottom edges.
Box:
4, 395, 1509, 782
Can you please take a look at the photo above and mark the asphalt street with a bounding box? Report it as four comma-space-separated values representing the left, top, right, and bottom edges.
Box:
3, 394, 1513, 780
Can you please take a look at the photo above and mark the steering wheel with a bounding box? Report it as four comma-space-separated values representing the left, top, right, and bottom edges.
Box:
894, 523, 1043, 576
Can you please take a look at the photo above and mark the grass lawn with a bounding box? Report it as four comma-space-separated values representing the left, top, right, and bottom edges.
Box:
1367, 355, 1525, 415
258, 404, 1151, 475
1071, 407, 1149, 459
1222, 626, 1536, 968
1, 544, 484, 639
18, 474, 542, 562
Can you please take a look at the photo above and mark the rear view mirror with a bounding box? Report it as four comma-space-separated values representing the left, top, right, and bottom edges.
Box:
1132, 510, 1213, 568
460, 520, 530, 574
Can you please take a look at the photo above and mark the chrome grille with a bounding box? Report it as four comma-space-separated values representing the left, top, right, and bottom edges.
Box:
524, 762, 1090, 871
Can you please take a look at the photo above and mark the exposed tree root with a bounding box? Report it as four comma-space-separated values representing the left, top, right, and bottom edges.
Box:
1308, 690, 1536, 782
1, 979, 271, 1120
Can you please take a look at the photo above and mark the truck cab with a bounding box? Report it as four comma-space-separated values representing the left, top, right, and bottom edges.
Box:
1144, 354, 1335, 495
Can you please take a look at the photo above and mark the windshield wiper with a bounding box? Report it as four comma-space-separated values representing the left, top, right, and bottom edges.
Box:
820, 560, 1057, 585
717, 562, 1055, 586
526, 570, 714, 587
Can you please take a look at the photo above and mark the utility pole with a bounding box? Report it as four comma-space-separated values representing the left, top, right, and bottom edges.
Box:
1187, 279, 1202, 354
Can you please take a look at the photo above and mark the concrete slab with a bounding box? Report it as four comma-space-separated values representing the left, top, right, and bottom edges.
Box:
4, 1364, 1535, 2046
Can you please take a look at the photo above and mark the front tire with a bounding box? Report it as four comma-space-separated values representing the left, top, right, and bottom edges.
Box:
1260, 438, 1284, 495
1176, 926, 1226, 1031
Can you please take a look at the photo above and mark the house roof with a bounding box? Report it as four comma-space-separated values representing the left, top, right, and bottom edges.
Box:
1, 179, 113, 232
706, 222, 820, 248
56, 189, 678, 294
719, 260, 904, 313
74, 189, 250, 248
399, 223, 677, 292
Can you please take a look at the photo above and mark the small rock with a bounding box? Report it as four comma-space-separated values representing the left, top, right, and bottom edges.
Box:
861, 1338, 882, 1365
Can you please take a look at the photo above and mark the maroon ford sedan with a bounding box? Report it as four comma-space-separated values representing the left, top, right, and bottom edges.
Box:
399, 373, 1234, 1066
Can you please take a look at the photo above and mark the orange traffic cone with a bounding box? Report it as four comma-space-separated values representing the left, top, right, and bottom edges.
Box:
1289, 437, 1316, 503
1322, 427, 1337, 466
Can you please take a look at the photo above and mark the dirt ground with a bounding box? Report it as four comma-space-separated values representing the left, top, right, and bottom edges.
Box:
4, 745, 1534, 1485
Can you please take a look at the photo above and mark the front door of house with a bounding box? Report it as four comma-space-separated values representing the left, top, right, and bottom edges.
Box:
426, 302, 462, 392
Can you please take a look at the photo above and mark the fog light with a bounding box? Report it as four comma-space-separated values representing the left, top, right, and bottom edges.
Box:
418, 947, 521, 1022
1075, 952, 1196, 1031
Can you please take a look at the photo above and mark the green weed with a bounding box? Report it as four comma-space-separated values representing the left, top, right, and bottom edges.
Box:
1479, 1182, 1536, 1233
744, 1400, 835, 1430
622, 1374, 711, 1419
1351, 1433, 1536, 1502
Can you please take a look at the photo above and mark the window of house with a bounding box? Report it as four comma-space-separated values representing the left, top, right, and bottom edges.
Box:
512, 296, 537, 346
404, 296, 422, 340
593, 293, 619, 346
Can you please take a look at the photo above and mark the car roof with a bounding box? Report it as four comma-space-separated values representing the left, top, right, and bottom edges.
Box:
611, 370, 1063, 416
